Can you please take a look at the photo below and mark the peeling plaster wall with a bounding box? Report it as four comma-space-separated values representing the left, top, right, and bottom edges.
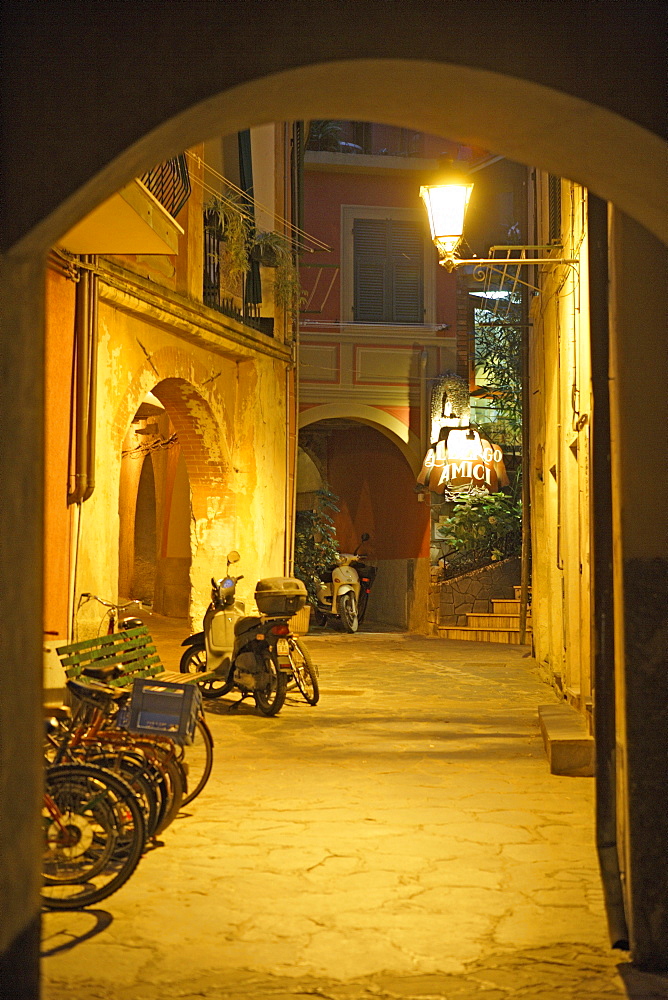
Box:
74, 294, 289, 639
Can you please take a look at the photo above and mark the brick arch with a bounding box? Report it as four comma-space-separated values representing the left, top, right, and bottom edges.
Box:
112, 346, 234, 461
149, 377, 232, 523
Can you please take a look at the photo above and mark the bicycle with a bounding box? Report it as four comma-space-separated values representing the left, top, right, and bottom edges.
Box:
75, 593, 214, 806
47, 676, 184, 840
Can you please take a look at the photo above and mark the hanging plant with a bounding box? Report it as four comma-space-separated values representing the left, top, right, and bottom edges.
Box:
251, 230, 305, 313
204, 195, 251, 281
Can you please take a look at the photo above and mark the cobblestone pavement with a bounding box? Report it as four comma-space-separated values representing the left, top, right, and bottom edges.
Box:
42, 620, 668, 999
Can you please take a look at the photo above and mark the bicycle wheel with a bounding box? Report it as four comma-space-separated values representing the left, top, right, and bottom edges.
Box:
151, 747, 186, 835
181, 716, 214, 807
86, 749, 160, 839
42, 763, 145, 909
289, 637, 319, 705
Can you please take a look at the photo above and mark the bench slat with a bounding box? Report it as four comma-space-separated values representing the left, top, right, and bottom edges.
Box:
56, 627, 148, 656
59, 642, 158, 669
108, 664, 165, 686
65, 654, 162, 679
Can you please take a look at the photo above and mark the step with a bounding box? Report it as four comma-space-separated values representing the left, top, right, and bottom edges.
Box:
465, 613, 533, 630
492, 599, 532, 616
538, 702, 594, 777
437, 625, 530, 644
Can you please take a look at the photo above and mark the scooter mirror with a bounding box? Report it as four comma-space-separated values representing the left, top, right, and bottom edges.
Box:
361, 533, 370, 542
227, 550, 241, 565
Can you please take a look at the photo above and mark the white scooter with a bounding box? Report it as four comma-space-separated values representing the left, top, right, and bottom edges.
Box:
313, 533, 375, 633
180, 551, 307, 716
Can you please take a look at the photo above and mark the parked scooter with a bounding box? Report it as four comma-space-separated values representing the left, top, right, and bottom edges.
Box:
180, 551, 308, 716
313, 533, 376, 633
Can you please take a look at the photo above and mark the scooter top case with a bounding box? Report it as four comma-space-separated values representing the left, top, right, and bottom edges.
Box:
255, 577, 307, 617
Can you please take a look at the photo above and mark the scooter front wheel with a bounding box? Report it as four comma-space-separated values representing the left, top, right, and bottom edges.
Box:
179, 645, 233, 699
254, 651, 287, 717
337, 591, 359, 633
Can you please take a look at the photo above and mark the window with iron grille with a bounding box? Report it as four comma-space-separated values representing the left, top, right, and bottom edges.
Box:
548, 174, 562, 243
353, 218, 424, 324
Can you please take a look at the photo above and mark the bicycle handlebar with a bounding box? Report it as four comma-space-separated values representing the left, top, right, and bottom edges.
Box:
78, 593, 140, 611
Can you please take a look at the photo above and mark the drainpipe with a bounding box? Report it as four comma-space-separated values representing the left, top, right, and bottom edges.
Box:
588, 193, 629, 950
67, 255, 98, 638
82, 258, 98, 501
420, 349, 428, 453
68, 257, 91, 504
68, 255, 98, 504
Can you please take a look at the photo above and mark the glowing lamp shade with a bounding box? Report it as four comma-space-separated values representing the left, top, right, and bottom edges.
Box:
420, 182, 473, 256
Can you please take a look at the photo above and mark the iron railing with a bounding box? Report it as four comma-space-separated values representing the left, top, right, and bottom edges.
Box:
203, 209, 274, 336
439, 526, 522, 580
139, 155, 191, 219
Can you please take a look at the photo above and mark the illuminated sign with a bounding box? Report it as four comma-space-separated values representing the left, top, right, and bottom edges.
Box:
418, 372, 509, 498
418, 430, 508, 497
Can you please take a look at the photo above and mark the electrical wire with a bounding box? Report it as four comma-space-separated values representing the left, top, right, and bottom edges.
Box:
186, 150, 332, 253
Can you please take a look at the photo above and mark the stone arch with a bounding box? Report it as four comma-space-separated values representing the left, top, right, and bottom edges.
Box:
9, 59, 667, 259
300, 403, 423, 476
149, 378, 231, 522
115, 354, 237, 620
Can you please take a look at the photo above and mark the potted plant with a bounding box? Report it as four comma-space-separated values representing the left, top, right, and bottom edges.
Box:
293, 486, 340, 607
251, 230, 305, 312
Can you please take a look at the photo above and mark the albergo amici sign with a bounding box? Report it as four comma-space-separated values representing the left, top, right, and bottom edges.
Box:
417, 428, 509, 498
417, 372, 509, 499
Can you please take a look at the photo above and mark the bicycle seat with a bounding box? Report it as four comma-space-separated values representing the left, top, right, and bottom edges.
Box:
82, 663, 121, 681
66, 678, 128, 707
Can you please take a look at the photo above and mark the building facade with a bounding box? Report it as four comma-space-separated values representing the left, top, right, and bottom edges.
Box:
43, 133, 300, 687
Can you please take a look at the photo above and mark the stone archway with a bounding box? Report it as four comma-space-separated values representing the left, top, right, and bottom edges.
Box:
300, 402, 423, 476
2, 10, 667, 984
298, 413, 431, 630
146, 377, 235, 624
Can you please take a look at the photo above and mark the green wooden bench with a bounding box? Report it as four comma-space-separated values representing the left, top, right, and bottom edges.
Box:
55, 625, 217, 690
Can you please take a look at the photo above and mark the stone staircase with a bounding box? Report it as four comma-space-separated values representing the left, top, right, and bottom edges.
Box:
438, 586, 532, 645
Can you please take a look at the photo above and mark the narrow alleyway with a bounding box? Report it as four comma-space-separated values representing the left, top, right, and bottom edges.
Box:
42, 622, 668, 1000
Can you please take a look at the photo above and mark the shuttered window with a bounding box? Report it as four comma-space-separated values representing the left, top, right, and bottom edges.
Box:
353, 218, 424, 324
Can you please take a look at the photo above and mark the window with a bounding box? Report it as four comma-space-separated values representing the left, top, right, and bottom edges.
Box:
352, 217, 425, 324
548, 174, 562, 243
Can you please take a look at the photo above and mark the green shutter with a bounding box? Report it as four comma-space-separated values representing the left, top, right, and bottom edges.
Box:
353, 217, 424, 324
390, 221, 424, 324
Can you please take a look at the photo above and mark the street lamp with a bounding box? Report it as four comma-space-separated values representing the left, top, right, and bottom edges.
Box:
419, 176, 473, 270
419, 174, 579, 288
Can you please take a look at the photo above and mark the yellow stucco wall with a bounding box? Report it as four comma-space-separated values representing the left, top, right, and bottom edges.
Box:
71, 288, 290, 643
530, 179, 592, 711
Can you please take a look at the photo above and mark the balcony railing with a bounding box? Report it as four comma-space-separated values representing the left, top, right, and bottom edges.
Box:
203, 208, 274, 337
139, 155, 191, 219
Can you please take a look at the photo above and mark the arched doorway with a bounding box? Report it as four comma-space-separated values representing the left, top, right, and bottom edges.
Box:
299, 417, 430, 629
116, 374, 235, 625
119, 392, 193, 619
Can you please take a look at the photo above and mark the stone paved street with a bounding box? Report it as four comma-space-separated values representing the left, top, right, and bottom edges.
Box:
42, 622, 668, 999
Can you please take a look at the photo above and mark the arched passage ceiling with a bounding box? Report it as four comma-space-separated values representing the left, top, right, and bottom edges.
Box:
2, 3, 666, 254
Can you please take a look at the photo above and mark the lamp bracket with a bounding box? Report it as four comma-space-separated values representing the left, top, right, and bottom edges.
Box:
438, 244, 579, 294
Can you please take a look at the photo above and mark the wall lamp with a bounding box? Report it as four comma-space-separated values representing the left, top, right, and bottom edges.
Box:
419, 175, 578, 287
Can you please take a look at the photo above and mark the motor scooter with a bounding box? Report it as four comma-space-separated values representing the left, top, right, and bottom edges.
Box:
313, 533, 376, 633
180, 551, 307, 716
